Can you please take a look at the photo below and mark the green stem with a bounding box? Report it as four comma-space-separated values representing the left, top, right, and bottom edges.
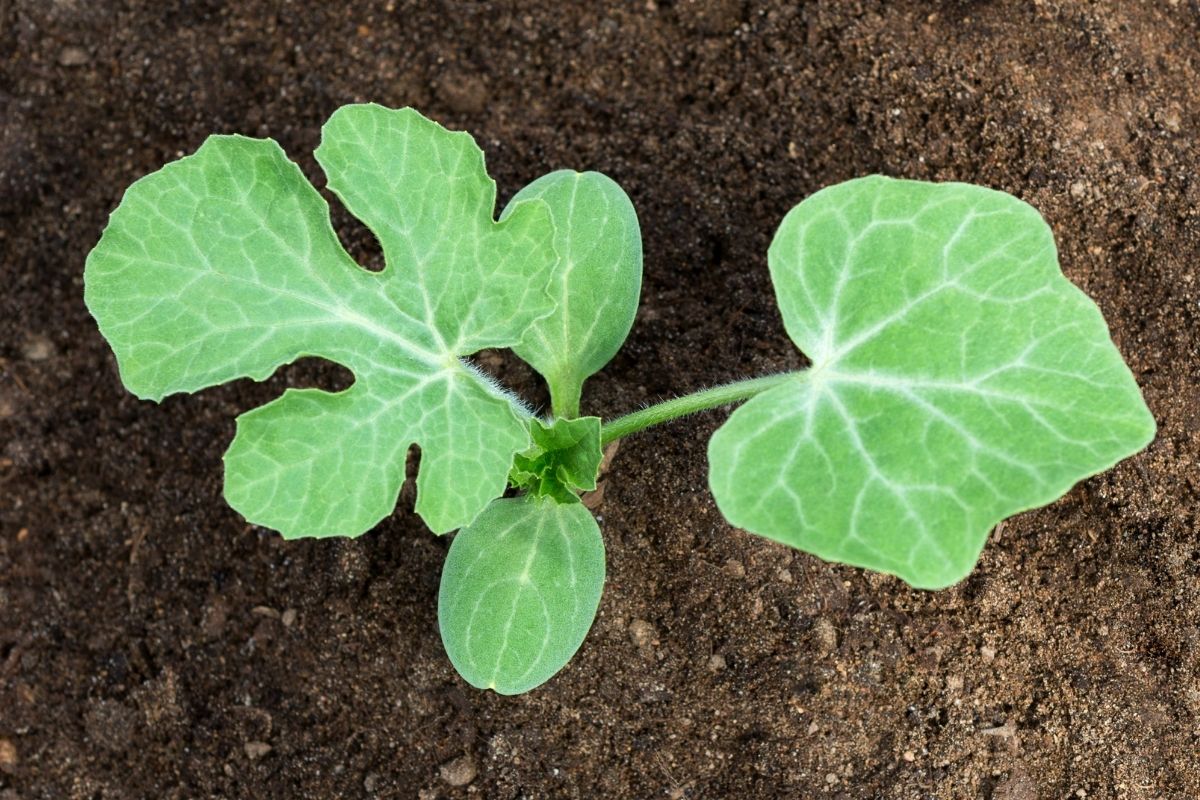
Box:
600, 372, 804, 446
549, 377, 582, 420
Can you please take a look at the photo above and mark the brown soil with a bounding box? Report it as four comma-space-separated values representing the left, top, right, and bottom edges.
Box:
2, 2, 1198, 798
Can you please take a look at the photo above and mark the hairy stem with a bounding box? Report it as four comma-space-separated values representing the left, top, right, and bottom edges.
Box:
600, 372, 804, 446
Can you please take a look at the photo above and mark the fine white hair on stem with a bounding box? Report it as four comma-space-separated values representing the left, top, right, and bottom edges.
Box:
459, 356, 536, 418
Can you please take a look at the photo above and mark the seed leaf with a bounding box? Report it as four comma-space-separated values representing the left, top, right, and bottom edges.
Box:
439, 497, 605, 694
84, 105, 559, 537
709, 176, 1155, 588
501, 170, 642, 417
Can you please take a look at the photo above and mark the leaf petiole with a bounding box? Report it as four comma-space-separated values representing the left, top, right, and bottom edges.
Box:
599, 372, 804, 446
546, 369, 582, 420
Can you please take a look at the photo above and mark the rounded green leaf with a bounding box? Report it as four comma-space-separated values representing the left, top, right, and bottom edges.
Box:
501, 170, 642, 418
438, 497, 605, 695
709, 176, 1155, 589
84, 106, 559, 538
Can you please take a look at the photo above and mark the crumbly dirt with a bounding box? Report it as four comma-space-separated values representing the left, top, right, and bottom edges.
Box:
2, 1, 1198, 797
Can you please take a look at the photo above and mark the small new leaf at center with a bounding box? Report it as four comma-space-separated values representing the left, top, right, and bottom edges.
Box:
509, 416, 603, 504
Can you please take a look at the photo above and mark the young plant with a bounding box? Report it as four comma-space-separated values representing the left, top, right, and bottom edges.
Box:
85, 105, 1155, 695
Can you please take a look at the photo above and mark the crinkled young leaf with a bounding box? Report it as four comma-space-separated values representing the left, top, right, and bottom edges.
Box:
501, 170, 642, 417
709, 176, 1155, 589
439, 497, 605, 695
84, 105, 559, 537
509, 416, 603, 503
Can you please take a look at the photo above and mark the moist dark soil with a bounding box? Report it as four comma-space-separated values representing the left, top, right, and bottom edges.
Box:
2, 2, 1199, 798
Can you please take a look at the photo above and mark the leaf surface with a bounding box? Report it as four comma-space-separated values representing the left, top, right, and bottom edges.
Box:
501, 170, 642, 417
84, 105, 558, 537
709, 176, 1155, 588
439, 497, 605, 694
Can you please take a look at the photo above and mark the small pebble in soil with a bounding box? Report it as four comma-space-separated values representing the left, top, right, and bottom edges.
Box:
902, 750, 916, 762
0, 389, 16, 420
281, 608, 297, 627
812, 618, 838, 655
58, 46, 89, 66
628, 619, 658, 656
637, 686, 672, 704
708, 653, 726, 671
20, 335, 54, 362
981, 719, 1018, 739
244, 741, 272, 760
439, 754, 477, 787
0, 738, 17, 773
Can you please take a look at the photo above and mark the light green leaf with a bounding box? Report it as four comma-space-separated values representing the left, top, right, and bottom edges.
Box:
509, 416, 603, 504
501, 170, 642, 418
84, 105, 559, 537
709, 176, 1156, 589
438, 497, 605, 695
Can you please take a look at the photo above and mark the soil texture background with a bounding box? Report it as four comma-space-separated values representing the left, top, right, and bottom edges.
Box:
2, 1, 1199, 798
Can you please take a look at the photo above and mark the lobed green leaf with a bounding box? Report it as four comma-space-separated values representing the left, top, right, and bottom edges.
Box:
85, 105, 559, 537
438, 497, 605, 694
709, 176, 1155, 588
